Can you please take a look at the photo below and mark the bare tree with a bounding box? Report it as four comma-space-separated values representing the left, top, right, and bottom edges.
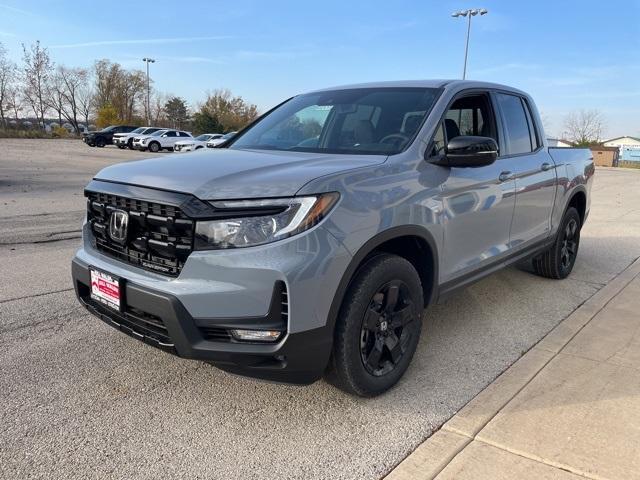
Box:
93, 59, 146, 122
77, 82, 94, 128
563, 109, 605, 146
45, 70, 65, 125
149, 91, 168, 125
21, 41, 53, 129
52, 65, 89, 133
5, 84, 22, 122
0, 42, 17, 128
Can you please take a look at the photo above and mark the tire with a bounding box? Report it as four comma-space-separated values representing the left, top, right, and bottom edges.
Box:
532, 207, 581, 279
325, 254, 423, 397
95, 137, 106, 148
127, 139, 134, 149
148, 141, 160, 153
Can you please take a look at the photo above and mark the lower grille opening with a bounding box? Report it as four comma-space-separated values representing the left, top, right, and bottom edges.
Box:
78, 283, 174, 351
200, 327, 232, 342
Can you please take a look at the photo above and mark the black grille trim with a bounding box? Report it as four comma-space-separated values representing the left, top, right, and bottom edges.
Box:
86, 190, 196, 277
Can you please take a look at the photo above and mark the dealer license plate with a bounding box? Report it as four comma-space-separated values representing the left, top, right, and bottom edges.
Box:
90, 268, 122, 312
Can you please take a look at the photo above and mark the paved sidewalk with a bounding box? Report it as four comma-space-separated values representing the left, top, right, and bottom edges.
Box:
387, 258, 640, 480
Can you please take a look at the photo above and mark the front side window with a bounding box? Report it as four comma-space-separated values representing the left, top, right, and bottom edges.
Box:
229, 87, 441, 155
495, 93, 533, 155
430, 93, 496, 157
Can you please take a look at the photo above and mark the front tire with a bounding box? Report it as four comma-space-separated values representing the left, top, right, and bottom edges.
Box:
148, 141, 160, 153
127, 138, 134, 149
95, 137, 105, 148
532, 207, 581, 279
325, 254, 423, 397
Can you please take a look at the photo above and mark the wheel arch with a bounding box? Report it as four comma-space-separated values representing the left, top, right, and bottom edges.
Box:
566, 187, 587, 224
326, 226, 439, 333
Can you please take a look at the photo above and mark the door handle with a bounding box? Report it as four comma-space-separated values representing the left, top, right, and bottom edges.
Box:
498, 171, 514, 182
541, 162, 552, 171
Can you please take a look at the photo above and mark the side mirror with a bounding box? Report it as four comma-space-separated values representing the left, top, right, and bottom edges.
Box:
431, 136, 498, 168
161, 134, 167, 137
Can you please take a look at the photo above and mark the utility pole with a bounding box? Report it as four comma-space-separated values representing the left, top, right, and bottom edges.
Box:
451, 9, 488, 79
142, 58, 155, 125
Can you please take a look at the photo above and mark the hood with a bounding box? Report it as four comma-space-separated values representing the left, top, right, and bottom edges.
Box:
94, 148, 385, 199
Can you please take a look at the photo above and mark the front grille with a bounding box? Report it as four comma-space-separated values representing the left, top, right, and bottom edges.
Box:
86, 191, 194, 276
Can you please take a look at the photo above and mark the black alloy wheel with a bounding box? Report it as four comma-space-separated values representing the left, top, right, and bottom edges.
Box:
560, 218, 579, 271
360, 281, 415, 376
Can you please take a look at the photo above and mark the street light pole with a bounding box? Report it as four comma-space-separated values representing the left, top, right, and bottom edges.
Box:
451, 9, 488, 80
142, 57, 155, 125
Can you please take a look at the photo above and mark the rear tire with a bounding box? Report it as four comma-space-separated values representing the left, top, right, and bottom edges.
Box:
532, 207, 581, 279
325, 254, 423, 397
148, 141, 160, 153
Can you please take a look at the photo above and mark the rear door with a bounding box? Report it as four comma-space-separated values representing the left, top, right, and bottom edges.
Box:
436, 92, 516, 284
493, 92, 557, 248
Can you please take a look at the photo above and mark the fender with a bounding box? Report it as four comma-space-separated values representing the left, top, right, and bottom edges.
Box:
325, 225, 440, 333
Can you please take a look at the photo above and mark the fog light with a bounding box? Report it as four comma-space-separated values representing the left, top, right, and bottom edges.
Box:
230, 329, 282, 342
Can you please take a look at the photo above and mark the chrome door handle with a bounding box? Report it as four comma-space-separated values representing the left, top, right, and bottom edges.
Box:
541, 162, 552, 171
499, 171, 514, 182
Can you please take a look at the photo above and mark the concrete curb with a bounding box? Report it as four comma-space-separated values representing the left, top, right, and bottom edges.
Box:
385, 256, 640, 480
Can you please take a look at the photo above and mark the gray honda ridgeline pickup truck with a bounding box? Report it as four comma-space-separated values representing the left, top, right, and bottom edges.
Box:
72, 80, 594, 396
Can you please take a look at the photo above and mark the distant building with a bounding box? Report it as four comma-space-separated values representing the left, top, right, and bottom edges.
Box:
603, 136, 640, 149
547, 138, 573, 147
620, 146, 640, 163
590, 146, 619, 167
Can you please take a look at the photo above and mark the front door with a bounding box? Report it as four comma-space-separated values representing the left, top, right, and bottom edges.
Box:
434, 93, 516, 284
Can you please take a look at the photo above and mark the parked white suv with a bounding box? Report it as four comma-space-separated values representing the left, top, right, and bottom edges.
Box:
114, 127, 164, 149
133, 129, 192, 152
174, 134, 223, 152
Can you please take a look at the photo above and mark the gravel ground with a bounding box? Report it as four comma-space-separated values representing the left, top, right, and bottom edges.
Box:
1, 139, 639, 480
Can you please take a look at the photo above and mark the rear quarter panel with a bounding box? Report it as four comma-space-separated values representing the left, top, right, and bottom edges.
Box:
548, 147, 594, 232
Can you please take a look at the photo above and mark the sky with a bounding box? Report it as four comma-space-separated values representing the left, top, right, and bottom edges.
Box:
1, 0, 638, 138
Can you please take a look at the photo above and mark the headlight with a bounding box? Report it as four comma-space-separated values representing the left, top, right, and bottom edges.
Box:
194, 193, 339, 250
142, 138, 149, 144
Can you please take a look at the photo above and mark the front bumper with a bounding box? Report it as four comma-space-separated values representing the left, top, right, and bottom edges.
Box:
71, 222, 352, 384
72, 258, 332, 383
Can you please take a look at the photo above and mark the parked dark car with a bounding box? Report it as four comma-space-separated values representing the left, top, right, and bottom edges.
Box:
83, 125, 138, 148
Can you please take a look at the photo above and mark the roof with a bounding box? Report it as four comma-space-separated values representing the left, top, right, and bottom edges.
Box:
307, 79, 527, 96
603, 136, 640, 143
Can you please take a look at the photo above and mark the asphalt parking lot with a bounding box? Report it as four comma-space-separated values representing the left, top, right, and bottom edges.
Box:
1, 138, 640, 480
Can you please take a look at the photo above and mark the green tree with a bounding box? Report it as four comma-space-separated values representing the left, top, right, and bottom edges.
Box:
192, 109, 221, 135
163, 96, 189, 129
96, 103, 119, 128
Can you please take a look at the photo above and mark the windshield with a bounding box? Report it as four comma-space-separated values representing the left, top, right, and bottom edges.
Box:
229, 88, 440, 155
195, 134, 211, 141
130, 127, 145, 134
101, 126, 115, 132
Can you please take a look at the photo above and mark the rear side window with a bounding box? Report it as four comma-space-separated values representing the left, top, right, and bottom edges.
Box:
495, 93, 532, 155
